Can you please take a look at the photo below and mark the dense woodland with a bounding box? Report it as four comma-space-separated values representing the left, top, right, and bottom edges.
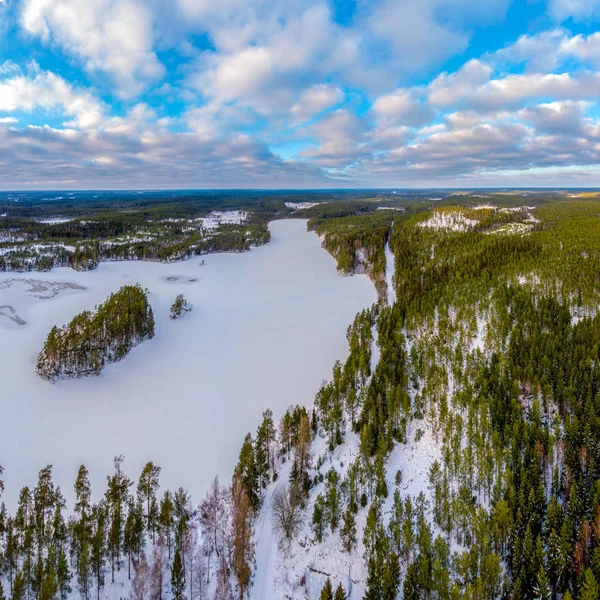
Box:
36, 285, 155, 383
6, 195, 600, 598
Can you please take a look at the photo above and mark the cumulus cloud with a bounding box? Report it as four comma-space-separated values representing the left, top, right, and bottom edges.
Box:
290, 84, 344, 123
20, 0, 165, 97
3, 0, 600, 187
0, 67, 104, 129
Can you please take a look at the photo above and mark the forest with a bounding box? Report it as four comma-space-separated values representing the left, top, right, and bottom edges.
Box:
6, 195, 600, 598
36, 285, 155, 383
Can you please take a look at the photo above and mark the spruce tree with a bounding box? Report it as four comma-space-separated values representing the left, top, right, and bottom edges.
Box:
581, 568, 599, 600
319, 578, 333, 600
334, 583, 347, 600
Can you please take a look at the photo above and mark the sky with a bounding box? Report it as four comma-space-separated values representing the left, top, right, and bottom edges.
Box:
1, 0, 600, 189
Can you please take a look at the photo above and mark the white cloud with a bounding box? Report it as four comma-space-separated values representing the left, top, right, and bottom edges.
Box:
290, 84, 343, 123
493, 30, 568, 72
550, 0, 600, 21
371, 89, 433, 127
0, 68, 104, 129
21, 0, 165, 97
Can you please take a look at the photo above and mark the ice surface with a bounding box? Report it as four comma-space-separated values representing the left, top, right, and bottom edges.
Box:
0, 220, 376, 510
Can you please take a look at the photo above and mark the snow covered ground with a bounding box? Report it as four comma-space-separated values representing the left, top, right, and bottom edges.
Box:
418, 211, 478, 232
0, 219, 376, 510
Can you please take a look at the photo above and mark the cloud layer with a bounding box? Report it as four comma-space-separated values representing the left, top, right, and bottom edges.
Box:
2, 0, 600, 187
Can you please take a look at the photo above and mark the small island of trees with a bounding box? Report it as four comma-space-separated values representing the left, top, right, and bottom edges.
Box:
170, 294, 192, 320
36, 284, 155, 383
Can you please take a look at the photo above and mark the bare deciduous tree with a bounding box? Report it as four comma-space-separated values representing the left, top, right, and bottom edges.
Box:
130, 554, 150, 600
271, 484, 304, 544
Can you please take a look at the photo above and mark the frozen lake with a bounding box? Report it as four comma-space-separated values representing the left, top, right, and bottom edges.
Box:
0, 220, 376, 509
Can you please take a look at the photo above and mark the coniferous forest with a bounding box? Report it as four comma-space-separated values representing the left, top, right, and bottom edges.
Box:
7, 196, 600, 598
36, 285, 155, 383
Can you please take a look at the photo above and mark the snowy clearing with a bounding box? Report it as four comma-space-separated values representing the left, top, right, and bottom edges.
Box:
419, 211, 478, 232
284, 202, 324, 211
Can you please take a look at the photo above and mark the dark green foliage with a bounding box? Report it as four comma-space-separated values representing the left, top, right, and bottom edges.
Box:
234, 433, 260, 510
171, 549, 185, 600
170, 294, 191, 320
312, 494, 326, 543
137, 462, 161, 543
319, 578, 333, 600
334, 583, 346, 600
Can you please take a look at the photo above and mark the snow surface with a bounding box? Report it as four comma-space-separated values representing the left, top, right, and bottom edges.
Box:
0, 220, 376, 510
284, 202, 324, 211
195, 210, 248, 230
384, 241, 396, 305
418, 211, 478, 232
39, 217, 73, 224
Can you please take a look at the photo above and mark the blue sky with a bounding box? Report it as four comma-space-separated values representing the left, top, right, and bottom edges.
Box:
1, 0, 600, 188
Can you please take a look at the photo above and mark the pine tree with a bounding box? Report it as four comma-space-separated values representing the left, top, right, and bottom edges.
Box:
312, 494, 325, 543
124, 496, 145, 579
159, 490, 174, 559
137, 462, 161, 542
325, 468, 340, 532
341, 505, 357, 553
90, 502, 107, 600
234, 434, 259, 510
105, 455, 132, 583
320, 578, 333, 600
171, 549, 185, 600
73, 465, 93, 600
12, 570, 26, 600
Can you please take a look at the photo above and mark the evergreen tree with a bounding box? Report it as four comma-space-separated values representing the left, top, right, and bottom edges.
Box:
171, 549, 185, 600
159, 490, 174, 559
105, 455, 131, 583
73, 465, 92, 600
234, 434, 259, 510
319, 578, 333, 600
334, 583, 347, 600
312, 494, 325, 543
325, 469, 340, 532
581, 568, 599, 600
341, 505, 357, 553
90, 502, 107, 600
137, 462, 161, 542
